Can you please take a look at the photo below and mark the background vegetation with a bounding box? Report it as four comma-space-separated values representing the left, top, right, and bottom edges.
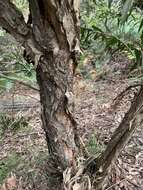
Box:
0, 0, 143, 92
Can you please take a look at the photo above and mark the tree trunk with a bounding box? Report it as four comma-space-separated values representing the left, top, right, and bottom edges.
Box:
36, 52, 79, 175
0, 0, 81, 188
29, 0, 81, 187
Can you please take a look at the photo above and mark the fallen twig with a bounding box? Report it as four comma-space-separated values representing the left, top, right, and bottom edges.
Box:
105, 178, 126, 190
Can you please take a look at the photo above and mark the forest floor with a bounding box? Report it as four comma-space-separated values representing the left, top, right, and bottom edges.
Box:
0, 55, 143, 190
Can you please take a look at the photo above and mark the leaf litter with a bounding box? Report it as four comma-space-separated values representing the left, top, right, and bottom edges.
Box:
0, 59, 143, 189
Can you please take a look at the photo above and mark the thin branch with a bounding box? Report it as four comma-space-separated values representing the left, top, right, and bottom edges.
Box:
15, 92, 40, 101
0, 69, 34, 74
112, 83, 143, 110
105, 179, 126, 190
0, 73, 39, 91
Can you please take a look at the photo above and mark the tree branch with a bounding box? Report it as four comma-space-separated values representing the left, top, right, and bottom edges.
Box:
112, 83, 143, 110
0, 0, 31, 43
0, 0, 43, 67
94, 85, 143, 189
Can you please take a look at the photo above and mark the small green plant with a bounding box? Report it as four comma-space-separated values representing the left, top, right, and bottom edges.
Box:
0, 114, 28, 137
87, 134, 104, 155
0, 153, 20, 184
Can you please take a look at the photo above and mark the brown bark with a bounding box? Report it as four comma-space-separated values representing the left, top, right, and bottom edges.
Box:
92, 86, 143, 189
30, 0, 81, 173
28, 1, 82, 185
36, 53, 78, 169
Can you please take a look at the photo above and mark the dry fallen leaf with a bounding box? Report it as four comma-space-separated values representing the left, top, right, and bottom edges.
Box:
73, 183, 82, 190
0, 175, 16, 190
6, 175, 16, 190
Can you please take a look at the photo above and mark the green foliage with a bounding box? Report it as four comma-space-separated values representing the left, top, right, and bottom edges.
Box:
0, 150, 49, 187
0, 153, 20, 184
0, 0, 143, 88
13, 0, 29, 20
87, 134, 104, 155
0, 29, 36, 93
0, 114, 28, 137
80, 0, 143, 71
121, 0, 134, 23
14, 0, 28, 10
0, 1, 33, 93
